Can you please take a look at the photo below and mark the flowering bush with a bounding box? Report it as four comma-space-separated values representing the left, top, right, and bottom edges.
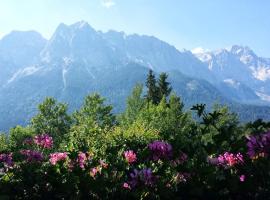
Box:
49, 152, 68, 165
33, 134, 53, 149
247, 131, 270, 159
1, 93, 270, 199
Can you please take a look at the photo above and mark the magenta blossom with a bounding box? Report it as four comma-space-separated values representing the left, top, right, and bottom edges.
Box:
209, 152, 244, 167
124, 150, 137, 164
239, 174, 245, 182
148, 140, 172, 161
77, 152, 88, 169
34, 134, 53, 149
20, 150, 43, 162
49, 152, 68, 165
123, 182, 131, 190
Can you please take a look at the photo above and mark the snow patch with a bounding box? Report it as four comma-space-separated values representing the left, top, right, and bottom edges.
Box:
191, 47, 206, 54
7, 66, 40, 84
62, 57, 73, 90
223, 79, 240, 88
240, 55, 253, 64
191, 47, 212, 62
186, 81, 197, 90
256, 92, 270, 102
251, 65, 270, 81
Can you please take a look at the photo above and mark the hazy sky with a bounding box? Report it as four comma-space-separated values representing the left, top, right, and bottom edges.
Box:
0, 0, 269, 57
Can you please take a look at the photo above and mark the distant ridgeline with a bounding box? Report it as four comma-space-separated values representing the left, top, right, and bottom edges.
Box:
1, 21, 270, 131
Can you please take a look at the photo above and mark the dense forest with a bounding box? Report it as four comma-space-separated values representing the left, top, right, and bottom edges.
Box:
0, 71, 270, 199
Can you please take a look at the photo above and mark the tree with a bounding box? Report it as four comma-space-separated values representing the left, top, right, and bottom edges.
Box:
0, 133, 9, 152
8, 126, 35, 151
73, 94, 115, 128
67, 94, 115, 151
31, 97, 71, 146
120, 84, 145, 125
158, 72, 172, 100
145, 70, 159, 105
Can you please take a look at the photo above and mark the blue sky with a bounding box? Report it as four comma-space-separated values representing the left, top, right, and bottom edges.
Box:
0, 0, 269, 57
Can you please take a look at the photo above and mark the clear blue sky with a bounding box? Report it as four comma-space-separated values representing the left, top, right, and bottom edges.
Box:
0, 0, 269, 57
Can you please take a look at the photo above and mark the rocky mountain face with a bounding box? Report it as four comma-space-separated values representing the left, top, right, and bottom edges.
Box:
1, 21, 270, 131
192, 46, 270, 104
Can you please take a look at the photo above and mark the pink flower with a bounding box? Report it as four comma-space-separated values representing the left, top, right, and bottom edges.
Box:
212, 152, 244, 167
124, 150, 137, 164
90, 167, 101, 178
49, 152, 68, 165
34, 134, 53, 149
77, 152, 88, 169
240, 175, 245, 182
123, 182, 131, 190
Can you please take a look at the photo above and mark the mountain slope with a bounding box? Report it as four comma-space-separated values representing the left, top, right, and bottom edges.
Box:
192, 46, 270, 105
1, 21, 270, 131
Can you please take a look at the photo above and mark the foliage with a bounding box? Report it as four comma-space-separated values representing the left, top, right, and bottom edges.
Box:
0, 73, 270, 199
158, 72, 172, 100
31, 97, 72, 147
145, 70, 160, 105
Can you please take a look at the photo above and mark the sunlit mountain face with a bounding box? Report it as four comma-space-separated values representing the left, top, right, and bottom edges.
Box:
1, 21, 270, 131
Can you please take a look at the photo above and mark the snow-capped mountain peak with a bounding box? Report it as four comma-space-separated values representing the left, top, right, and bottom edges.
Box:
191, 47, 212, 62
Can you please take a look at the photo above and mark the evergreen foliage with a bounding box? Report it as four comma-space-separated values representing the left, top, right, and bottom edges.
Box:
145, 70, 160, 105
158, 72, 172, 100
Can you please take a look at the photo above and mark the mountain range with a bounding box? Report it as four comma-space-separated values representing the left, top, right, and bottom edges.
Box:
1, 21, 270, 131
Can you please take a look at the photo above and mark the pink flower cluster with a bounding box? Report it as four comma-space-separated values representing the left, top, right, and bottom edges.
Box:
209, 152, 244, 167
148, 140, 172, 161
49, 152, 68, 165
77, 152, 88, 169
0, 153, 13, 167
124, 150, 137, 164
34, 134, 53, 149
20, 150, 43, 162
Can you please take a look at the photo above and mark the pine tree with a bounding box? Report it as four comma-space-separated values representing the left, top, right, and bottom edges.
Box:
158, 72, 172, 100
146, 70, 159, 104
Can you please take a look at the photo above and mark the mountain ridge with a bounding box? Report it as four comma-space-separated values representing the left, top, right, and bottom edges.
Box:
1, 21, 270, 131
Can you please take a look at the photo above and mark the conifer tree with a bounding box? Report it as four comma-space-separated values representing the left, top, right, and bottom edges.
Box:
146, 70, 159, 104
158, 72, 172, 100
